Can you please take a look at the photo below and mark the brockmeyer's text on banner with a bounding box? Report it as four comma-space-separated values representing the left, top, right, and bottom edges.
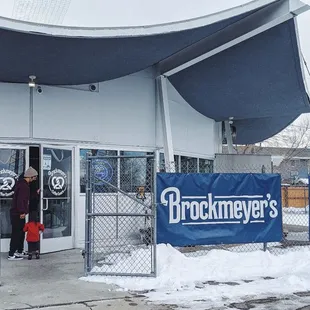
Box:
156, 173, 282, 246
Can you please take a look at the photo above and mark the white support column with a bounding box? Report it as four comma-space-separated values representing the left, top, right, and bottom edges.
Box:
157, 75, 175, 172
224, 121, 234, 154
215, 121, 223, 154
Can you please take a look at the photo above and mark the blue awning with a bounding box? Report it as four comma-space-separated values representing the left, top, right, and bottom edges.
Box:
168, 20, 309, 121
232, 113, 300, 144
168, 19, 310, 143
0, 10, 252, 85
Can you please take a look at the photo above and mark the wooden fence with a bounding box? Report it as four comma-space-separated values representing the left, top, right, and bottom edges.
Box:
282, 186, 308, 208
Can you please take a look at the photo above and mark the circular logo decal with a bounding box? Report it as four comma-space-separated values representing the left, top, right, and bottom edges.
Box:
93, 159, 114, 184
0, 169, 18, 197
48, 169, 67, 196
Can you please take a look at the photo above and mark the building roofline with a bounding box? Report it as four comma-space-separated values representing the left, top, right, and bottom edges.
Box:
0, 0, 278, 38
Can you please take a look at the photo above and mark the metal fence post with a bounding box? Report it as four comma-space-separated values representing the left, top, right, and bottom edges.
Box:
152, 156, 158, 277
0, 203, 1, 286
116, 156, 120, 240
262, 165, 267, 252
84, 153, 92, 274
308, 174, 310, 242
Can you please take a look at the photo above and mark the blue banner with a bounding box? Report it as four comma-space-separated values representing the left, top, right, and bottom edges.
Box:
157, 173, 282, 246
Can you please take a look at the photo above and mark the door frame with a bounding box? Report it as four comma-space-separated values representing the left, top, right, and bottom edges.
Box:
0, 144, 29, 253
39, 144, 75, 254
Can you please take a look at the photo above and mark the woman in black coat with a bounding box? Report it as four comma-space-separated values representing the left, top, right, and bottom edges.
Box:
18, 173, 40, 212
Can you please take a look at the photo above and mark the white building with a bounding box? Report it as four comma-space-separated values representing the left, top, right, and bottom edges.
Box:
0, 0, 309, 253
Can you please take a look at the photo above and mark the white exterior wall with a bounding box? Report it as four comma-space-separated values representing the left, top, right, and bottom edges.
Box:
0, 83, 30, 138
33, 69, 156, 147
0, 69, 221, 251
0, 71, 219, 155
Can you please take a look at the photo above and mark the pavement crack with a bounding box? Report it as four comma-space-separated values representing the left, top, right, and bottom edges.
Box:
82, 301, 93, 310
4, 297, 123, 310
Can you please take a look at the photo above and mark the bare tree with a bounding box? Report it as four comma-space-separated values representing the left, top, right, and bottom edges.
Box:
263, 117, 310, 159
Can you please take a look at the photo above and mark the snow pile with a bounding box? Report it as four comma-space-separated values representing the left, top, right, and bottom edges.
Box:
81, 244, 310, 306
297, 178, 309, 185
283, 206, 309, 214
282, 206, 308, 226
92, 248, 152, 274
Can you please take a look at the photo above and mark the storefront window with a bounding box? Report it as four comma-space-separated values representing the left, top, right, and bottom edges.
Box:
159, 153, 180, 172
199, 159, 214, 173
80, 149, 117, 193
158, 154, 214, 174
174, 155, 180, 173
159, 153, 165, 172
181, 156, 198, 173
0, 149, 26, 238
120, 151, 153, 192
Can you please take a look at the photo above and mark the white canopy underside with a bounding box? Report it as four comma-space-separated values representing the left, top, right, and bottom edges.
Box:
0, 0, 260, 27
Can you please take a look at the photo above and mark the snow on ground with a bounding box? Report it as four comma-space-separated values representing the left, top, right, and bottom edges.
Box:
81, 207, 310, 308
283, 207, 308, 226
81, 244, 310, 308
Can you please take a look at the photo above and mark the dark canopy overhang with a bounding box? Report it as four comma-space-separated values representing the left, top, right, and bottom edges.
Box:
167, 19, 310, 143
168, 19, 309, 121
0, 10, 255, 85
233, 113, 300, 144
0, 0, 308, 144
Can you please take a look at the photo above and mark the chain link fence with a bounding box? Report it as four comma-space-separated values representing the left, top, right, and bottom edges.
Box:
84, 154, 156, 277
281, 184, 309, 251
85, 152, 310, 278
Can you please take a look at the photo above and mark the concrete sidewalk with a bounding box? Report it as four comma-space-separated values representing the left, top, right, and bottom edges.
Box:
2, 250, 310, 310
30, 298, 174, 310
0, 249, 174, 310
0, 250, 128, 310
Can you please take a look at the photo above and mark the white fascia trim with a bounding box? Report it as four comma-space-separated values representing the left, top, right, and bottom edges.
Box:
163, 0, 310, 77
0, 138, 156, 151
0, 0, 277, 38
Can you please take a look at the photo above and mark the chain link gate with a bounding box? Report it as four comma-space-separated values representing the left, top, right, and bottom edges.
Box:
84, 154, 157, 277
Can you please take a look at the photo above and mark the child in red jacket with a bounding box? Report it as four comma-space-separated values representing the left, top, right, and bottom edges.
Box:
23, 211, 44, 260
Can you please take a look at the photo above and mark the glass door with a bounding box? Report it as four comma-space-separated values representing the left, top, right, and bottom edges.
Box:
0, 146, 28, 252
40, 145, 73, 253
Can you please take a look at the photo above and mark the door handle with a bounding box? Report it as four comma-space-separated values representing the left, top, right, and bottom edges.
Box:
42, 199, 49, 211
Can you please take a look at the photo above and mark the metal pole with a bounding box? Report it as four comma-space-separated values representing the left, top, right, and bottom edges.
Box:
116, 157, 120, 240
152, 156, 157, 277
0, 202, 2, 286
29, 87, 34, 138
224, 121, 234, 154
262, 165, 267, 252
84, 154, 92, 274
308, 175, 310, 241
